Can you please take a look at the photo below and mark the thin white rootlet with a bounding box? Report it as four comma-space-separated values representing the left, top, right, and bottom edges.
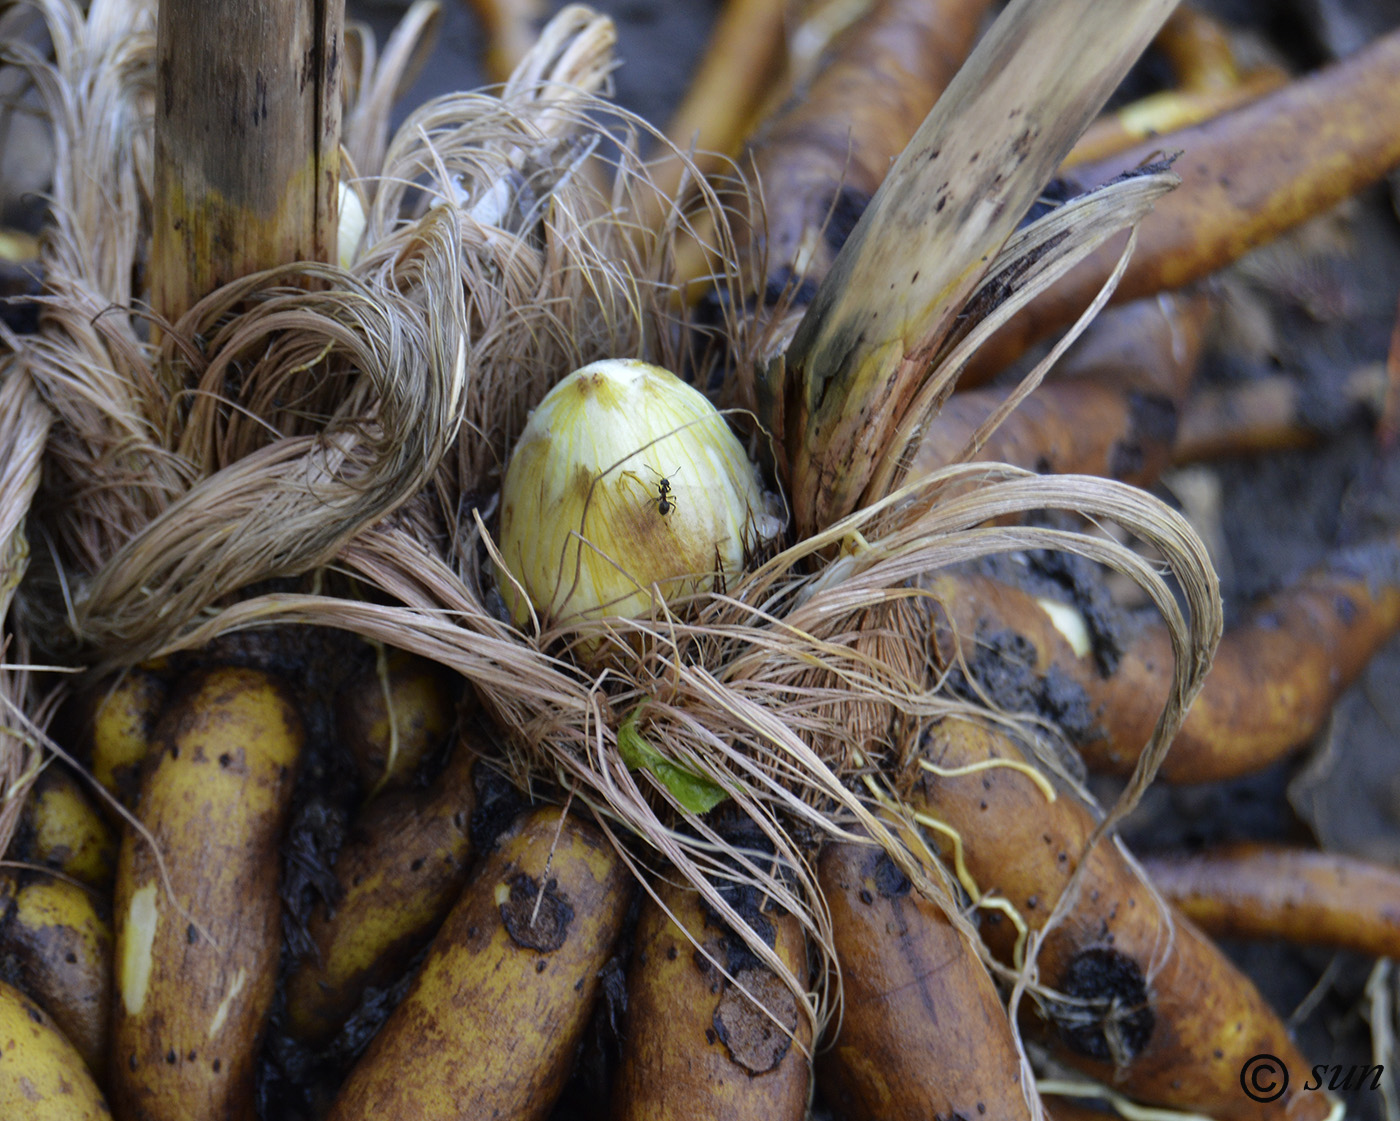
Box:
209, 968, 248, 1039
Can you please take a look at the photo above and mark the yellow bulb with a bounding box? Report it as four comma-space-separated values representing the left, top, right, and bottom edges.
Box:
497, 359, 776, 635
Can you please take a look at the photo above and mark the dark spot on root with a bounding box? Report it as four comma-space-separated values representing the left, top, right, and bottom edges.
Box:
470, 765, 527, 852
761, 269, 820, 309
694, 816, 787, 976
1110, 392, 1178, 480
944, 625, 1102, 749
499, 873, 573, 952
872, 852, 911, 899
1108, 437, 1145, 482
1051, 946, 1154, 1063
822, 187, 871, 254
712, 967, 799, 1074
1128, 392, 1179, 451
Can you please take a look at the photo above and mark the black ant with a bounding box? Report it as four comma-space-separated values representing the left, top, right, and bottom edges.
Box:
653, 474, 677, 517
628, 465, 680, 517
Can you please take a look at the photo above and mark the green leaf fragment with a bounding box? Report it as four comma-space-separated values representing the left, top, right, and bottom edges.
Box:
617, 711, 728, 815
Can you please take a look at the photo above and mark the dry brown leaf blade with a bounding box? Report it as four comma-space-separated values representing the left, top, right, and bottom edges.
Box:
864, 167, 1180, 503
773, 0, 1180, 534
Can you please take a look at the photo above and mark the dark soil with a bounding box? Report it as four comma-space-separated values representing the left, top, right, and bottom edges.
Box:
346, 1, 1400, 1118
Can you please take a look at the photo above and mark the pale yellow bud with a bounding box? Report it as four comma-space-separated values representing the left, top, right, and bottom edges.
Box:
497, 359, 777, 635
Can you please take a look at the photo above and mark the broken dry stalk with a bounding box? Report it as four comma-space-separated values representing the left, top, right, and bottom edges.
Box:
770, 0, 1179, 533
151, 0, 343, 324
1144, 843, 1400, 959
